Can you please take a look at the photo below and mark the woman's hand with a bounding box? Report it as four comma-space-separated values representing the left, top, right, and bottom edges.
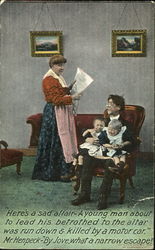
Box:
71, 93, 82, 100
68, 80, 76, 90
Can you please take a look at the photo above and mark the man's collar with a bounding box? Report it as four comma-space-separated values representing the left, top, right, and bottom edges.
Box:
110, 114, 120, 120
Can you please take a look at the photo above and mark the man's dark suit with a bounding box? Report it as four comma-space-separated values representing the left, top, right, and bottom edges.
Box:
72, 114, 135, 208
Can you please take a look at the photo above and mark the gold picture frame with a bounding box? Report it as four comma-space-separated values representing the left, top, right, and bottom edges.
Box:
112, 30, 146, 57
30, 31, 63, 57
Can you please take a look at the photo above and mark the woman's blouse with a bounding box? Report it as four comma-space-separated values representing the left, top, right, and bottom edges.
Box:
42, 76, 72, 105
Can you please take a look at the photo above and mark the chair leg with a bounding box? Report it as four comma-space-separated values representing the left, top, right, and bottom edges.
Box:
73, 178, 81, 195
128, 176, 134, 188
119, 176, 127, 204
16, 162, 21, 175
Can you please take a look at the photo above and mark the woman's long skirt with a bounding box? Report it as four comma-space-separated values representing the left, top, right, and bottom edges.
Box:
32, 103, 69, 181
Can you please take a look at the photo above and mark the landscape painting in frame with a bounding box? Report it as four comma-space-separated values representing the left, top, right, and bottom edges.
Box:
30, 31, 63, 57
112, 30, 146, 57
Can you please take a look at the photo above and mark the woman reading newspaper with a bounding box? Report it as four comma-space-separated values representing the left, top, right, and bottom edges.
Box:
32, 55, 81, 182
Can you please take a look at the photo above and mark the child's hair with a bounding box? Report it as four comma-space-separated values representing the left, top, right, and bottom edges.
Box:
93, 117, 105, 124
108, 119, 122, 131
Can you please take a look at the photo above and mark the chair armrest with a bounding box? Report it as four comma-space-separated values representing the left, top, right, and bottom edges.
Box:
26, 113, 43, 126
136, 137, 142, 144
0, 140, 8, 149
134, 136, 142, 150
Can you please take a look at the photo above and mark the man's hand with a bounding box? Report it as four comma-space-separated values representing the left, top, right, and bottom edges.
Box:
112, 144, 123, 149
103, 144, 113, 149
93, 138, 100, 146
112, 141, 131, 149
94, 155, 112, 159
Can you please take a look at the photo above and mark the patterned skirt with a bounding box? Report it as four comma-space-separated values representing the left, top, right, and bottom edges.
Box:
32, 103, 69, 181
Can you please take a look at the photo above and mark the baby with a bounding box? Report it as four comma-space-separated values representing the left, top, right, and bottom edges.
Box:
71, 117, 105, 185
96, 119, 133, 173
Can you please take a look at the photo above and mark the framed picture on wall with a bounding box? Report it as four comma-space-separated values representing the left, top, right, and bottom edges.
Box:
30, 31, 63, 57
112, 30, 146, 57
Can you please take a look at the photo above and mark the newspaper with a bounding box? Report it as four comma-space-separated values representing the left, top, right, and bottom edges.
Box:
71, 67, 94, 94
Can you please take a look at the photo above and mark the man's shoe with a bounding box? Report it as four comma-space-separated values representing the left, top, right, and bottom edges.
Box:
71, 195, 90, 206
70, 175, 78, 181
60, 175, 71, 182
73, 179, 81, 192
72, 153, 79, 159
97, 194, 108, 210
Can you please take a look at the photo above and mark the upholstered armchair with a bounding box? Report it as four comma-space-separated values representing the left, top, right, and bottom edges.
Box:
26, 105, 145, 203
0, 140, 23, 174
73, 105, 145, 203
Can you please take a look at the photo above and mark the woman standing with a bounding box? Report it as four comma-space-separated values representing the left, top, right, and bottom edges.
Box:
32, 55, 81, 182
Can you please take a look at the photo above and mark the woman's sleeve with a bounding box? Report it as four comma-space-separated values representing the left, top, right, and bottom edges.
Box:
42, 76, 72, 105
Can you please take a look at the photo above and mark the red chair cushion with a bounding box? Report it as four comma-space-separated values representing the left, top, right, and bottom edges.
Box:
1, 149, 23, 167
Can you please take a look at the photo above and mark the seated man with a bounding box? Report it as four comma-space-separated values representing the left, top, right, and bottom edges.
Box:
71, 94, 135, 210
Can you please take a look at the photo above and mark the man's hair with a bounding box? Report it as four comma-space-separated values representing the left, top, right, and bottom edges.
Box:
49, 55, 67, 68
108, 119, 122, 131
108, 94, 125, 111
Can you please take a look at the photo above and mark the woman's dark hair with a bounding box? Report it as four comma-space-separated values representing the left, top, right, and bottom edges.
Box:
108, 94, 125, 111
49, 55, 67, 68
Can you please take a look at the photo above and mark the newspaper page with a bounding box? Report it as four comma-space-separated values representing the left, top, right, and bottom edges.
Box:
71, 68, 94, 94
